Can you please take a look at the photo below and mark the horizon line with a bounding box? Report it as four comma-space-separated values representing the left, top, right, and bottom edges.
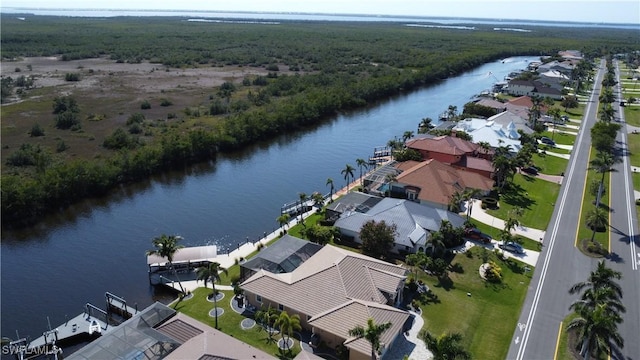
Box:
1, 7, 638, 26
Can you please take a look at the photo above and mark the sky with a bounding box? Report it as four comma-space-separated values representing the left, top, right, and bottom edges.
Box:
1, 0, 639, 24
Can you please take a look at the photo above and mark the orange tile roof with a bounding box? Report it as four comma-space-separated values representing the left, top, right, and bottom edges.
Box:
405, 135, 479, 155
395, 159, 494, 206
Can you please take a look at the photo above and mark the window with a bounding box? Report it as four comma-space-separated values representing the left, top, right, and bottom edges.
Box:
278, 304, 284, 311
256, 295, 262, 302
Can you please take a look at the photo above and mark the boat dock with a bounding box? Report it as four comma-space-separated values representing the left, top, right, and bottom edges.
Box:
369, 146, 391, 165
8, 293, 135, 359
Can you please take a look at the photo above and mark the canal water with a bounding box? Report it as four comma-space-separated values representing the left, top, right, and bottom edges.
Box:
0, 56, 537, 342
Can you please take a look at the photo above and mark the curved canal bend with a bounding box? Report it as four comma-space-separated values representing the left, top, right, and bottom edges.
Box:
1, 56, 537, 340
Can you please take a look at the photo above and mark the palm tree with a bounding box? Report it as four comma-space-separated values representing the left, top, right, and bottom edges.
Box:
146, 234, 185, 294
356, 158, 369, 188
462, 188, 481, 219
347, 318, 392, 360
447, 105, 458, 120
504, 207, 523, 235
589, 151, 619, 207
255, 305, 279, 342
311, 191, 325, 209
341, 164, 355, 192
326, 178, 335, 203
585, 207, 608, 242
427, 231, 446, 258
196, 262, 228, 328
421, 331, 471, 360
298, 192, 308, 226
567, 302, 624, 359
448, 191, 465, 213
276, 311, 301, 353
569, 260, 623, 299
277, 213, 291, 232
418, 117, 434, 134
402, 130, 414, 143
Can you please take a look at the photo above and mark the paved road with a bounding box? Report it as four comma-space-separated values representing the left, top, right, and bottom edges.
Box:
507, 60, 608, 360
607, 61, 640, 359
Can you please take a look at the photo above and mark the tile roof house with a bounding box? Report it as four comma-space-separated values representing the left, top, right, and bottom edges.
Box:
405, 135, 494, 178
392, 159, 493, 209
241, 243, 410, 360
505, 79, 563, 100
333, 197, 466, 254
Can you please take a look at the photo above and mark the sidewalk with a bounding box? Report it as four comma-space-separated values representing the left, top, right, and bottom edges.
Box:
466, 199, 546, 242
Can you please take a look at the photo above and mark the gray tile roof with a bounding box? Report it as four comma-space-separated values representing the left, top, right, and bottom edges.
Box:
335, 198, 466, 248
308, 300, 410, 356
241, 245, 407, 317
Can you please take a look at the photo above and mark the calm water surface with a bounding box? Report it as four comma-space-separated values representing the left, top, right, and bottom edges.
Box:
0, 56, 537, 342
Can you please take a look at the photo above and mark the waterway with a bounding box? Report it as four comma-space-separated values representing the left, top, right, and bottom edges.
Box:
0, 56, 537, 344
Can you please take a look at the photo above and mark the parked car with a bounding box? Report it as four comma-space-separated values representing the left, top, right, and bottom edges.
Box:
499, 241, 525, 254
561, 115, 569, 122
521, 166, 538, 175
540, 137, 555, 146
464, 228, 492, 244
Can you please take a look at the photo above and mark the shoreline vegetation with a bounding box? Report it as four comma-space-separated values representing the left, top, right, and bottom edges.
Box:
2, 15, 639, 227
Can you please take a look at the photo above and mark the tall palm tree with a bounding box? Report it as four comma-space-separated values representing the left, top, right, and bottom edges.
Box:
277, 213, 291, 232
402, 130, 414, 143
341, 164, 355, 193
462, 188, 481, 219
276, 311, 301, 353
447, 105, 458, 120
356, 158, 369, 188
326, 178, 335, 203
421, 331, 471, 360
569, 260, 623, 299
146, 234, 185, 294
418, 117, 434, 134
298, 192, 308, 226
427, 231, 446, 258
197, 262, 228, 329
567, 302, 624, 360
585, 207, 608, 242
448, 191, 465, 213
589, 151, 619, 207
347, 318, 392, 360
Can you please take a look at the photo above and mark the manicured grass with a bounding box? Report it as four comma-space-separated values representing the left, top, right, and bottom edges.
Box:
532, 152, 569, 176
623, 104, 640, 127
487, 174, 561, 230
634, 172, 640, 191
416, 246, 533, 359
628, 131, 640, 167
172, 287, 300, 359
287, 212, 323, 238
540, 131, 577, 146
576, 149, 610, 251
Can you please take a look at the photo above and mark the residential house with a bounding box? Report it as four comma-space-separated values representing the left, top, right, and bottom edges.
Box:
538, 70, 569, 91
241, 244, 410, 360
505, 79, 563, 100
239, 234, 323, 282
325, 192, 384, 222
487, 110, 534, 135
405, 135, 494, 175
537, 60, 575, 77
334, 197, 466, 254
453, 118, 522, 152
392, 159, 493, 209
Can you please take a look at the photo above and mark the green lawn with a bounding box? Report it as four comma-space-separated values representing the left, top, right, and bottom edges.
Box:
623, 104, 640, 127
487, 174, 561, 230
416, 247, 533, 359
540, 131, 577, 146
172, 288, 300, 359
532, 152, 569, 176
628, 131, 640, 167
556, 313, 579, 360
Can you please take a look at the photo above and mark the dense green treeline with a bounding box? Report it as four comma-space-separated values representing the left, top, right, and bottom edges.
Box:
1, 16, 639, 226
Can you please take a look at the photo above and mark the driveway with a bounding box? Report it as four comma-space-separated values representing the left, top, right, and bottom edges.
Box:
383, 310, 432, 360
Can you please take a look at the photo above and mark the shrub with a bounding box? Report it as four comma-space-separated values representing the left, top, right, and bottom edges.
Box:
141, 100, 151, 109
484, 261, 502, 283
482, 197, 498, 209
266, 63, 279, 71
55, 111, 81, 130
126, 113, 145, 125
56, 140, 69, 153
128, 123, 143, 134
29, 123, 45, 137
160, 98, 172, 107
103, 128, 137, 150
64, 73, 80, 81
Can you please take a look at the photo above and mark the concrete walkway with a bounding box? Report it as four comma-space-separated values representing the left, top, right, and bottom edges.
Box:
539, 149, 570, 159
384, 310, 432, 360
459, 239, 540, 267
466, 200, 546, 242
555, 144, 573, 151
